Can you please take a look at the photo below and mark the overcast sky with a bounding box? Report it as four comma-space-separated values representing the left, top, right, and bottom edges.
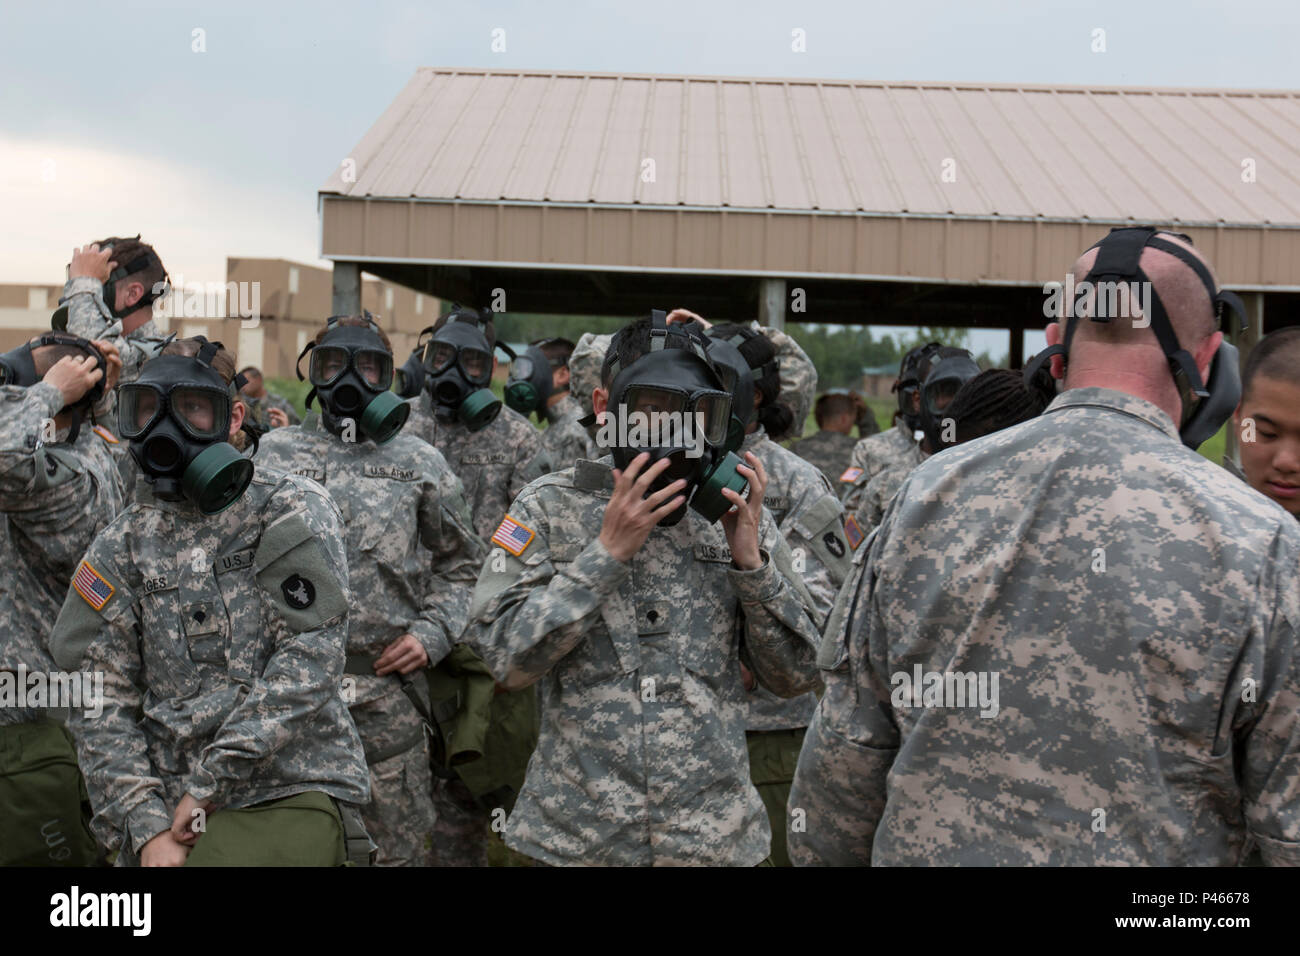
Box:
3, 0, 1295, 358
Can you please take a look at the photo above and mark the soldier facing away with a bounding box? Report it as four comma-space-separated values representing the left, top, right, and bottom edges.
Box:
789, 391, 873, 488
48, 338, 373, 866
790, 228, 1300, 866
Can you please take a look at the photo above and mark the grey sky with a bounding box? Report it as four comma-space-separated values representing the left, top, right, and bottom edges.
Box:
3, 0, 1293, 359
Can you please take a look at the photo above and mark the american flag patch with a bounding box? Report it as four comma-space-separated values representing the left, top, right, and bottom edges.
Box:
839, 466, 864, 483
73, 560, 115, 610
491, 516, 535, 557
843, 515, 865, 550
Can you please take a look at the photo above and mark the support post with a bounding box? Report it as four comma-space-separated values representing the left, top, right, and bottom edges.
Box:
332, 261, 361, 316
758, 278, 786, 330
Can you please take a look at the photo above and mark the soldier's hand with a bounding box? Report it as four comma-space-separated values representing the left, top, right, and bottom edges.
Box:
599, 452, 686, 562
69, 244, 116, 282
374, 633, 428, 676
171, 793, 215, 845
267, 407, 290, 428
140, 830, 190, 867
93, 340, 122, 393
666, 308, 710, 330
719, 451, 764, 570
44, 354, 104, 406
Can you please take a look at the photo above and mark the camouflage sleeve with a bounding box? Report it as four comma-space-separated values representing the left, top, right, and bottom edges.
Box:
185, 487, 352, 805
853, 471, 890, 535
730, 511, 822, 698
411, 453, 488, 665
1239, 525, 1300, 865
511, 426, 549, 501
780, 477, 852, 621
62, 277, 153, 382
465, 488, 630, 689
759, 326, 817, 436
788, 526, 898, 866
50, 538, 173, 855
0, 383, 81, 504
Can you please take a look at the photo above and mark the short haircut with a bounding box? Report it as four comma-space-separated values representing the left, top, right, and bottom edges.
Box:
815, 392, 856, 427
238, 366, 263, 380
93, 235, 167, 301
1242, 327, 1300, 398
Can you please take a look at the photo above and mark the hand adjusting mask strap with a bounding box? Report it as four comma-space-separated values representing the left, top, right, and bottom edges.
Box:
297, 313, 408, 444
0, 332, 108, 444
418, 309, 502, 432
120, 336, 254, 514
603, 310, 748, 526
1023, 226, 1245, 449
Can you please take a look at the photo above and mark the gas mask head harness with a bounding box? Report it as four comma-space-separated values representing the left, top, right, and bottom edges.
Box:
119, 336, 254, 515
504, 339, 569, 420
418, 307, 510, 432
296, 312, 409, 444
893, 342, 944, 435
701, 329, 762, 454
0, 332, 108, 443
918, 348, 981, 451
603, 310, 748, 526
53, 236, 170, 328
1023, 226, 1245, 449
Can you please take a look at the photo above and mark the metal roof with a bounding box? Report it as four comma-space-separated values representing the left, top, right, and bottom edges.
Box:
323, 68, 1300, 226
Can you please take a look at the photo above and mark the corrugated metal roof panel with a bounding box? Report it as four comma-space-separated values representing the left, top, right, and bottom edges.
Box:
324, 69, 1300, 226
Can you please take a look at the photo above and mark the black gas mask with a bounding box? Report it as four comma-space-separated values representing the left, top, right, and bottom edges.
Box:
52, 236, 170, 328
894, 342, 944, 436
701, 333, 757, 454
298, 316, 409, 444
1024, 226, 1245, 449
392, 347, 426, 399
504, 345, 554, 420
421, 313, 501, 432
0, 332, 108, 444
119, 338, 253, 514
918, 350, 980, 451
603, 313, 748, 526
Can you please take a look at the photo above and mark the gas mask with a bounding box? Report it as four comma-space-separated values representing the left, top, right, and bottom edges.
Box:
392, 347, 426, 399
421, 316, 501, 432
894, 343, 944, 436
1024, 226, 1245, 449
701, 333, 756, 454
504, 345, 554, 420
604, 314, 748, 526
298, 317, 409, 444
918, 350, 980, 451
52, 236, 170, 328
0, 332, 107, 444
118, 338, 253, 514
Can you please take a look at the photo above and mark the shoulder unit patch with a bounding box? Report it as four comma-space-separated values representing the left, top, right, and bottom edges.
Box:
843, 515, 865, 550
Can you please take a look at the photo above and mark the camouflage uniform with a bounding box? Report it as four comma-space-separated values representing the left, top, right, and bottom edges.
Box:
0, 383, 123, 865
759, 326, 816, 438
464, 456, 822, 865
788, 430, 860, 488
61, 277, 167, 496
257, 413, 486, 866
47, 467, 371, 865
242, 391, 301, 429
568, 333, 613, 455
540, 393, 590, 471
841, 423, 919, 510
405, 389, 547, 864
739, 428, 852, 866
852, 443, 927, 535
789, 388, 1300, 866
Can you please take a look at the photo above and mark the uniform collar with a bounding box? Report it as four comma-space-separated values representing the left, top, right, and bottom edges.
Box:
741, 424, 767, 451
1044, 387, 1181, 443
545, 393, 579, 424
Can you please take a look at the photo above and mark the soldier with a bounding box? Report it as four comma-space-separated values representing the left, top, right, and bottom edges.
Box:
504, 337, 589, 470
58, 238, 172, 495
1232, 326, 1300, 520
464, 312, 822, 865
790, 391, 872, 487
404, 306, 547, 865
840, 344, 940, 507
238, 366, 300, 430
699, 320, 854, 867
258, 314, 486, 866
570, 332, 615, 456
48, 337, 373, 867
939, 364, 1058, 450
850, 348, 979, 535
790, 228, 1300, 866
0, 335, 123, 866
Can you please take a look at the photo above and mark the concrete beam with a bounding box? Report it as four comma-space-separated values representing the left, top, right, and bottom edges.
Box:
758, 278, 786, 330
331, 261, 361, 316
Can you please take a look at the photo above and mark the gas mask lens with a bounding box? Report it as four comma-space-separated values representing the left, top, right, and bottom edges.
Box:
426, 341, 457, 374
511, 355, 535, 381
620, 386, 731, 447
310, 348, 392, 389
923, 378, 963, 417
459, 347, 492, 384
121, 384, 229, 441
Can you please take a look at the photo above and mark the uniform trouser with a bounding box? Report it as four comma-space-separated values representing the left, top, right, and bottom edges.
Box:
349, 688, 437, 867
183, 791, 367, 866
746, 726, 807, 869
430, 776, 489, 867
0, 716, 101, 866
